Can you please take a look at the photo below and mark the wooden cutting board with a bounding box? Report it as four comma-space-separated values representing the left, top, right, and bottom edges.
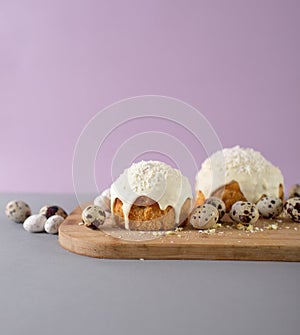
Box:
58, 203, 300, 261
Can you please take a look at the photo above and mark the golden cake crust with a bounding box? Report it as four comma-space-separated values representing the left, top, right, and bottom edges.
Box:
113, 198, 191, 231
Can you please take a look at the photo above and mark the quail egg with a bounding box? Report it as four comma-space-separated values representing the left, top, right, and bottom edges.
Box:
94, 194, 110, 212
204, 197, 226, 220
190, 204, 219, 229
289, 184, 300, 199
256, 196, 283, 219
39, 205, 67, 219
230, 201, 259, 224
81, 205, 106, 228
5, 200, 31, 223
284, 197, 300, 222
23, 214, 47, 233
44, 215, 64, 234
101, 188, 111, 199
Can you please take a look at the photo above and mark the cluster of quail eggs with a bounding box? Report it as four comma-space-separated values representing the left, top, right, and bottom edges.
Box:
5, 185, 300, 235
5, 201, 67, 234
5, 189, 111, 234
229, 196, 284, 225
80, 188, 111, 228
252, 192, 300, 224
189, 184, 300, 230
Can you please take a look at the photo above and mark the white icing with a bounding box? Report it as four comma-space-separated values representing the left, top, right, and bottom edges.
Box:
111, 161, 193, 229
195, 146, 284, 203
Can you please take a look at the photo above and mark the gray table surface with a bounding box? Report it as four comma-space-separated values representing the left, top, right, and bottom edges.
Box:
0, 193, 299, 335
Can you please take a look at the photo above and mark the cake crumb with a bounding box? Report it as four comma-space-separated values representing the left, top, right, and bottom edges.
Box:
152, 231, 165, 236
199, 228, 216, 235
266, 223, 278, 230
165, 231, 176, 236
246, 224, 254, 232
236, 223, 245, 230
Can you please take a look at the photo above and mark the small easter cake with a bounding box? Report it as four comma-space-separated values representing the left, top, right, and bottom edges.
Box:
195, 146, 284, 211
111, 160, 193, 231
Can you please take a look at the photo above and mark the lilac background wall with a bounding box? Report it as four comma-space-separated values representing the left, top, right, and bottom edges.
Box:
1, 0, 299, 194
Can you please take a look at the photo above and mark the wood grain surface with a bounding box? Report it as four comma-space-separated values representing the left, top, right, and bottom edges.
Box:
58, 203, 300, 261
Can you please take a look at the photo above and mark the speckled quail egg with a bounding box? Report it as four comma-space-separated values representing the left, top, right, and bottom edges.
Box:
44, 215, 64, 234
204, 197, 226, 220
230, 201, 259, 224
101, 188, 111, 199
289, 184, 300, 199
39, 205, 67, 219
256, 196, 283, 219
5, 200, 31, 223
81, 205, 106, 228
94, 194, 110, 212
23, 214, 47, 233
95, 188, 111, 215
190, 204, 219, 229
284, 197, 300, 222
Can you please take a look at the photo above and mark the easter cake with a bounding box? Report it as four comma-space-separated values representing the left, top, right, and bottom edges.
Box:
195, 146, 284, 211
110, 160, 193, 230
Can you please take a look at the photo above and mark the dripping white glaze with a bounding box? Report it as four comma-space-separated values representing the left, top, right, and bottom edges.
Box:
195, 146, 284, 203
111, 161, 193, 229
